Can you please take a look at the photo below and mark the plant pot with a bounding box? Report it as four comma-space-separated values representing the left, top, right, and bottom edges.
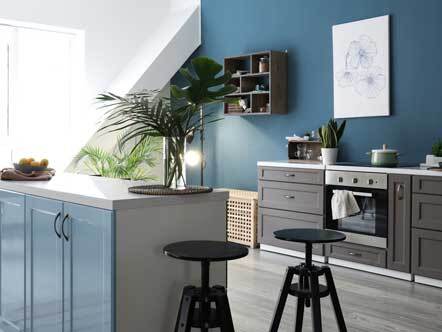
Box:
321, 148, 338, 165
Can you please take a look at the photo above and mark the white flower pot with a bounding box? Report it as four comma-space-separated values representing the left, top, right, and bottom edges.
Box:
321, 148, 339, 165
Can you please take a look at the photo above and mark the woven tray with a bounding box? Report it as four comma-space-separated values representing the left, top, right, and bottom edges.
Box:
128, 185, 213, 195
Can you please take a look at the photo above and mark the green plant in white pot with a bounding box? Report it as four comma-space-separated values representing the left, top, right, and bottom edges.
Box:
318, 119, 346, 165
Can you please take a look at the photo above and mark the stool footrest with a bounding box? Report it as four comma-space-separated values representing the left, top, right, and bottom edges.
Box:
288, 283, 330, 298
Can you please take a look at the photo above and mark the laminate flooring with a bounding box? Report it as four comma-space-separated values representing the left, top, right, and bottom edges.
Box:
227, 249, 442, 332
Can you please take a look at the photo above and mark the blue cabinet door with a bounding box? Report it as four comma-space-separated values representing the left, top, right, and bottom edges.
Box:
63, 203, 113, 332
25, 196, 64, 332
0, 190, 25, 332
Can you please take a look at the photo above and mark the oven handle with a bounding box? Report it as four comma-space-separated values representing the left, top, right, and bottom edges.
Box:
332, 190, 373, 198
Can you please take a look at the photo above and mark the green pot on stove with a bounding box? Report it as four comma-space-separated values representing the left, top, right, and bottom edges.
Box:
366, 144, 400, 167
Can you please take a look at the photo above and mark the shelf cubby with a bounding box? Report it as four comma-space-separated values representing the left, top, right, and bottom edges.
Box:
223, 50, 287, 116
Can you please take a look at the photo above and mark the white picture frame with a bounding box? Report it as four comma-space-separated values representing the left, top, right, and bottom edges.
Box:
333, 15, 390, 118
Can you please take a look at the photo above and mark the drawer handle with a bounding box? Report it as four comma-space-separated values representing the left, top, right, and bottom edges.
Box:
284, 195, 295, 199
285, 173, 295, 177
348, 252, 362, 257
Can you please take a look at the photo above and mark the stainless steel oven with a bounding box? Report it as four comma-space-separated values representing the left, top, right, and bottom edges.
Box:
325, 170, 388, 248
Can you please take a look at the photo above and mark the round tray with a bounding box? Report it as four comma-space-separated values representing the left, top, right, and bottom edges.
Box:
128, 185, 213, 195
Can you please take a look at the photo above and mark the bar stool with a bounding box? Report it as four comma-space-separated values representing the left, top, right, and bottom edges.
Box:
269, 228, 347, 332
163, 240, 248, 332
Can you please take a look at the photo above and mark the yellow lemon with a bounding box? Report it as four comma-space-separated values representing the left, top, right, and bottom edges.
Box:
30, 161, 40, 167
40, 159, 49, 167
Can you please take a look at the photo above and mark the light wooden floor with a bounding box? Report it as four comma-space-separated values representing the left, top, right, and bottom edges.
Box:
227, 249, 442, 332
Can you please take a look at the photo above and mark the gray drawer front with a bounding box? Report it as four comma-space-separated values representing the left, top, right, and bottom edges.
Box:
259, 208, 323, 255
326, 242, 387, 268
413, 176, 442, 195
412, 229, 442, 280
258, 180, 323, 215
412, 194, 442, 231
258, 167, 324, 185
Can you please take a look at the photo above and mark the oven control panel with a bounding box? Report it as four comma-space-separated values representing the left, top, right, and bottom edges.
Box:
325, 170, 387, 190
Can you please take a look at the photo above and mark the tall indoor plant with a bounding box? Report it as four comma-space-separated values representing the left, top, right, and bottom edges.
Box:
170, 56, 237, 185
97, 56, 236, 190
318, 119, 346, 165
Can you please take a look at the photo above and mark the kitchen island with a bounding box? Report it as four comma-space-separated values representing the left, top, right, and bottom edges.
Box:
0, 173, 228, 332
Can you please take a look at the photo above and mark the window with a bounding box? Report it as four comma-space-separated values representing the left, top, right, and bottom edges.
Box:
0, 22, 83, 169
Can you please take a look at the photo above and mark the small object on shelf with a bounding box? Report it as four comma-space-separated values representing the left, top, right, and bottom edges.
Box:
259, 106, 266, 113
303, 132, 311, 141
239, 98, 248, 111
236, 70, 249, 76
259, 56, 269, 73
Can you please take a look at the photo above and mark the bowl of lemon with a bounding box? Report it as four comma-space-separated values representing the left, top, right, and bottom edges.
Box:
14, 158, 49, 173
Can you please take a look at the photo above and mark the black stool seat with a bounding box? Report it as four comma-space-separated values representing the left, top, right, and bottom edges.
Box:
164, 241, 248, 332
164, 240, 248, 262
269, 229, 347, 332
274, 228, 346, 244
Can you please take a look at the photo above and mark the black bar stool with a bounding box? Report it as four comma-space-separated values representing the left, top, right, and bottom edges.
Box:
164, 240, 248, 332
269, 228, 347, 332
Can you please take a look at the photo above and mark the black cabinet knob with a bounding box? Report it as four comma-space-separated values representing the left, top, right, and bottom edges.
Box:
338, 177, 344, 183
352, 178, 358, 184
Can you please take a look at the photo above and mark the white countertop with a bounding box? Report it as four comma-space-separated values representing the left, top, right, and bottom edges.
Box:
258, 161, 442, 177
0, 173, 229, 210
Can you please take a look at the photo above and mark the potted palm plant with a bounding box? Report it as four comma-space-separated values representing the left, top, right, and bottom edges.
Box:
97, 56, 237, 193
318, 119, 346, 165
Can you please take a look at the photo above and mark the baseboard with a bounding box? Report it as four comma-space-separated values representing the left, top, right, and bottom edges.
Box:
414, 275, 442, 288
328, 258, 413, 281
260, 244, 327, 263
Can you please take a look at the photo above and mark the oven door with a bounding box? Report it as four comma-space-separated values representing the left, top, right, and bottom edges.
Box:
325, 186, 388, 248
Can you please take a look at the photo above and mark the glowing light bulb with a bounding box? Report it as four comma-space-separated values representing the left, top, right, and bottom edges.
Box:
184, 150, 201, 167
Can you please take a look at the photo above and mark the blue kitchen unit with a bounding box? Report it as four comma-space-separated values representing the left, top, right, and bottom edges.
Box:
0, 173, 228, 332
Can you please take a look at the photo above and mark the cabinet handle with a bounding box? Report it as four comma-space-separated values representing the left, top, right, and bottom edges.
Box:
284, 195, 295, 199
397, 184, 404, 201
62, 214, 70, 241
348, 252, 362, 257
53, 212, 61, 238
285, 173, 295, 177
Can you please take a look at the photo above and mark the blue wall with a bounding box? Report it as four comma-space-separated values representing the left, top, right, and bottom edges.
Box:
178, 0, 442, 190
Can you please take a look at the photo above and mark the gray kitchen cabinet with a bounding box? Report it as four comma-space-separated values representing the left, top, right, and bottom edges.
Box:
326, 242, 387, 268
0, 191, 25, 332
259, 208, 324, 255
257, 167, 325, 255
412, 228, 442, 280
387, 174, 411, 273
413, 176, 442, 195
258, 180, 324, 215
412, 193, 442, 231
258, 167, 324, 185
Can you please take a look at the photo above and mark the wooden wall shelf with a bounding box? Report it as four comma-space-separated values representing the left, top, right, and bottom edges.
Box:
224, 50, 288, 116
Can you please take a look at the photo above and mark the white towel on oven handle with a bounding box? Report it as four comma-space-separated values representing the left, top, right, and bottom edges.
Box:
331, 190, 360, 220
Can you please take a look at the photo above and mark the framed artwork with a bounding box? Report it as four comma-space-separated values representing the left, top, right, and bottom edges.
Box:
333, 15, 390, 118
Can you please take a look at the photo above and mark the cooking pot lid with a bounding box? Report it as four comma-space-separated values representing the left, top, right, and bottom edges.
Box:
372, 148, 398, 153
372, 144, 398, 153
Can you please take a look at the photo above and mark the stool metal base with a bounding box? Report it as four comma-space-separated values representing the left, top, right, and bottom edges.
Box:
269, 263, 347, 332
175, 285, 234, 332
